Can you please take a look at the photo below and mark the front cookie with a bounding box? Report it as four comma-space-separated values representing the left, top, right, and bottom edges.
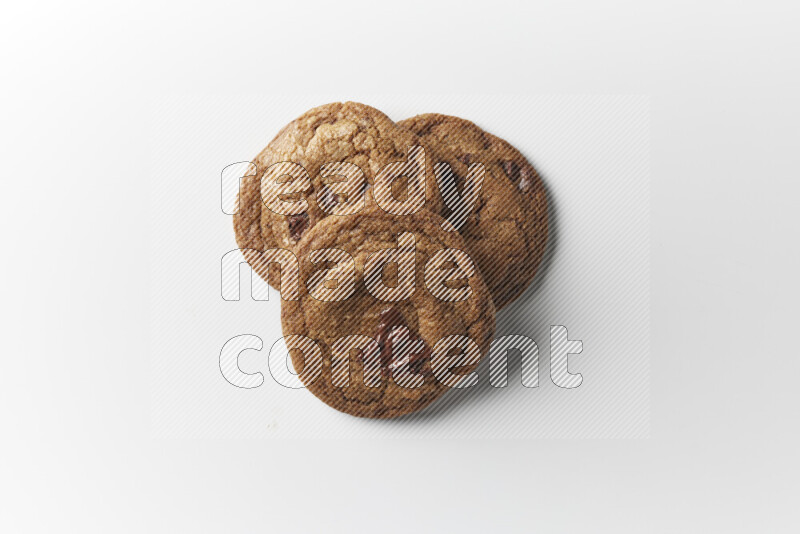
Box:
281, 208, 496, 418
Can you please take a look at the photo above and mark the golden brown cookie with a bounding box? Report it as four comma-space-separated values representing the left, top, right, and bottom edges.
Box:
233, 102, 466, 285
281, 207, 495, 418
398, 114, 549, 310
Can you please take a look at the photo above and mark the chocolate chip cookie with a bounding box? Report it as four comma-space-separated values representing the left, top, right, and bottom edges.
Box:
398, 114, 549, 310
281, 207, 496, 418
233, 102, 465, 285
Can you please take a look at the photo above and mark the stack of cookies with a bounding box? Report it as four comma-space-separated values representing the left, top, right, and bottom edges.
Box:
234, 102, 548, 418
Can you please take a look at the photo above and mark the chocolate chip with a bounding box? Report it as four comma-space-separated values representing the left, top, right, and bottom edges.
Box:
518, 165, 535, 192
288, 212, 309, 241
371, 307, 431, 377
500, 160, 520, 183
458, 153, 473, 165
389, 344, 430, 375
375, 307, 404, 366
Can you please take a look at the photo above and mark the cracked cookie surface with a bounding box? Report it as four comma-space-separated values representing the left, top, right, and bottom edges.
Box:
233, 102, 462, 285
281, 207, 495, 419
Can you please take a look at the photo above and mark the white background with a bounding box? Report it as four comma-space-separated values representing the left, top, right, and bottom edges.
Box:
2, 1, 799, 532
